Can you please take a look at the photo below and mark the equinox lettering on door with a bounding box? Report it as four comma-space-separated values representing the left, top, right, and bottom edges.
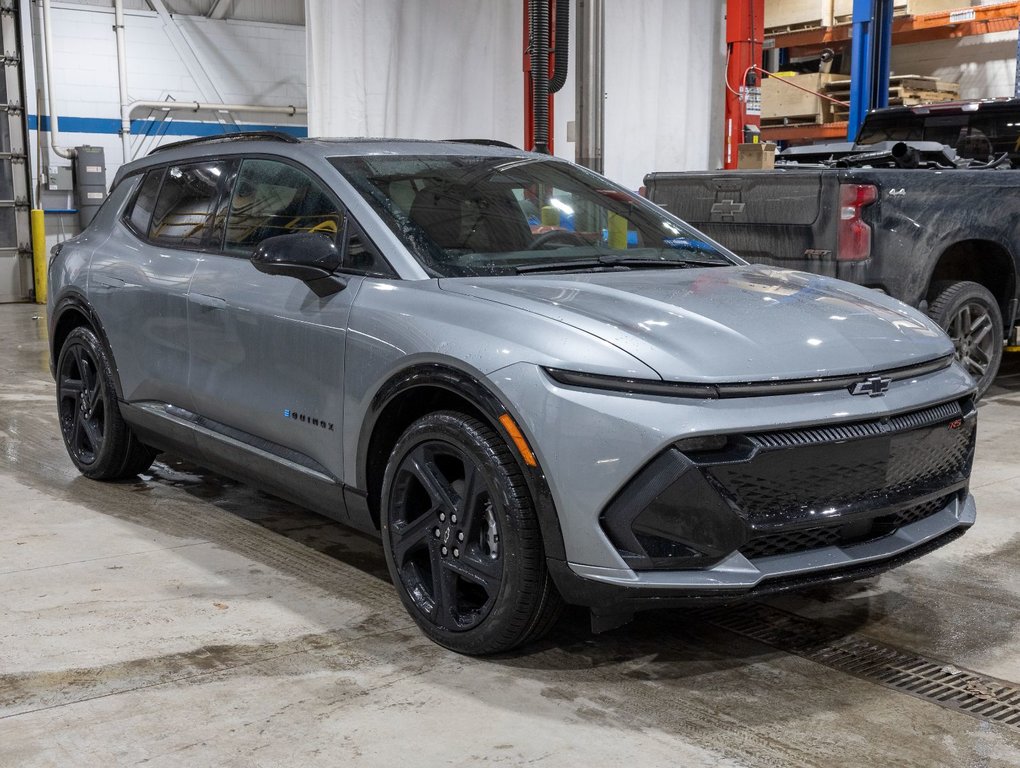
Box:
283, 409, 335, 431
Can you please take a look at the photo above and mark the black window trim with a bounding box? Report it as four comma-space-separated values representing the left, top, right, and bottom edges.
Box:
121, 167, 166, 241
118, 151, 397, 279
216, 155, 341, 258
120, 159, 237, 253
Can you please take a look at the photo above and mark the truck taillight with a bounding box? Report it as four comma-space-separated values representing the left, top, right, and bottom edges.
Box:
837, 183, 878, 262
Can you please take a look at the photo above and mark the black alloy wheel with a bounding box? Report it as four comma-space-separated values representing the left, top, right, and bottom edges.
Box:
927, 280, 1003, 399
58, 334, 106, 467
381, 411, 561, 654
56, 326, 157, 479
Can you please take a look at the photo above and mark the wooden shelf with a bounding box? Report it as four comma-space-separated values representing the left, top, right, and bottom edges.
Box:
767, 1, 1020, 55
760, 121, 851, 142
761, 2, 1020, 141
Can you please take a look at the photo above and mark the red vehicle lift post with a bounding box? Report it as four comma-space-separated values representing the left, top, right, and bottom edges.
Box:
724, 0, 765, 169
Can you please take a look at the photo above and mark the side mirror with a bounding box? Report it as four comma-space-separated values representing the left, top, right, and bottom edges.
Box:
251, 232, 348, 296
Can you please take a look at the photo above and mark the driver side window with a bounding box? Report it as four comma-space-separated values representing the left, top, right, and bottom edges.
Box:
224, 159, 343, 254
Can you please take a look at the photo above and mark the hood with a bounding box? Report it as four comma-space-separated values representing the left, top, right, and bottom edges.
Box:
439, 265, 952, 383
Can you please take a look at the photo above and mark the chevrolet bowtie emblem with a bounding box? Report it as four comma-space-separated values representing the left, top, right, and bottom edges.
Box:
849, 376, 892, 397
711, 199, 746, 216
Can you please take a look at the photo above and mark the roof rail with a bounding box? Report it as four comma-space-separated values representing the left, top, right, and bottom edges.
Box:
445, 138, 521, 150
147, 130, 301, 156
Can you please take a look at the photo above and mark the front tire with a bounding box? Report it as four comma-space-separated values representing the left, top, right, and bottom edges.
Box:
56, 326, 157, 479
381, 411, 561, 655
927, 280, 1003, 399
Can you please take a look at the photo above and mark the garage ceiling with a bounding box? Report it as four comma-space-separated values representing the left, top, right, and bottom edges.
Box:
60, 0, 305, 25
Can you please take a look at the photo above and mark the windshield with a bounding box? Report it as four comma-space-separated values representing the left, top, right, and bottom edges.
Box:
329, 154, 736, 277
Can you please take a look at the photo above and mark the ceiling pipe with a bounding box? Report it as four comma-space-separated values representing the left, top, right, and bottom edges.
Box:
127, 100, 307, 117
114, 0, 131, 162
146, 0, 236, 130
39, 0, 74, 159
575, 0, 604, 173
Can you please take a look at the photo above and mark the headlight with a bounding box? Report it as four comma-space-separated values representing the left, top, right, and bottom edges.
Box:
543, 367, 716, 399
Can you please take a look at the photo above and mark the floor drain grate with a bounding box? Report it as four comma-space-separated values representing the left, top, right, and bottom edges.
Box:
704, 603, 1020, 730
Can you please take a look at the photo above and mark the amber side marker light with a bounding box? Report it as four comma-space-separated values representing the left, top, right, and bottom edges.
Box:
498, 413, 538, 467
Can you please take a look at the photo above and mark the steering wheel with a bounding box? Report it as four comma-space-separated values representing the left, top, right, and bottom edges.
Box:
527, 229, 589, 250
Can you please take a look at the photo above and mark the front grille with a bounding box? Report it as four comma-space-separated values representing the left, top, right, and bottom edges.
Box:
889, 494, 950, 528
601, 398, 974, 571
740, 493, 955, 560
741, 527, 843, 560
750, 400, 961, 450
708, 400, 974, 527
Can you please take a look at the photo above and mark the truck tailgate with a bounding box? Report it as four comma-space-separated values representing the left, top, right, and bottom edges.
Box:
645, 170, 837, 275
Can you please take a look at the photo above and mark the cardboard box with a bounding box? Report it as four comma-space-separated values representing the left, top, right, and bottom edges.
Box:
833, 0, 968, 22
833, 0, 906, 22
762, 73, 838, 122
907, 0, 973, 15
765, 0, 833, 31
738, 143, 777, 170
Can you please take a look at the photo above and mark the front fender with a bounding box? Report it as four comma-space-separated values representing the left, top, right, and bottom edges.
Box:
352, 360, 567, 561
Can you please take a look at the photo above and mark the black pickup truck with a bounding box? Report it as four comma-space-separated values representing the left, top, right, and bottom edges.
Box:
644, 99, 1020, 397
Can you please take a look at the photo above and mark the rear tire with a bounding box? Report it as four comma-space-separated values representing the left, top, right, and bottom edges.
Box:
380, 410, 562, 655
56, 326, 158, 479
927, 280, 1003, 399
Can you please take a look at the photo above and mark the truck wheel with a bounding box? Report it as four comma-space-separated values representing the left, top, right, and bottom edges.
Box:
927, 280, 1003, 399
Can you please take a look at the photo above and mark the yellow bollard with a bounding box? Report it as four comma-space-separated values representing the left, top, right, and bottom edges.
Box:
31, 209, 47, 304
607, 212, 628, 250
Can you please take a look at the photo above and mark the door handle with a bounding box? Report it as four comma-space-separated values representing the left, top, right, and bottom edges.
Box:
190, 293, 227, 310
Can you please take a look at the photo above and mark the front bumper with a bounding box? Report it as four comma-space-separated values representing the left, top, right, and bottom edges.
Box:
489, 361, 977, 611
558, 492, 973, 604
549, 510, 972, 621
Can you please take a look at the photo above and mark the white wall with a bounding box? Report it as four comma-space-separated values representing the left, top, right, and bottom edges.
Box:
881, 0, 1018, 98
59, 0, 305, 24
24, 1, 308, 246
34, 3, 307, 174
891, 31, 1018, 99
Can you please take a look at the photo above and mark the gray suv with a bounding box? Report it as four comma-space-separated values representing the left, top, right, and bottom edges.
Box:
48, 133, 978, 654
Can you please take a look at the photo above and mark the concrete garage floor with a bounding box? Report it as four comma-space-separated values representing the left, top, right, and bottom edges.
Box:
1, 303, 1019, 768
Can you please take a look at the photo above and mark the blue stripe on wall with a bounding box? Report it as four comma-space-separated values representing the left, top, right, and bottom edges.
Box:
27, 114, 307, 138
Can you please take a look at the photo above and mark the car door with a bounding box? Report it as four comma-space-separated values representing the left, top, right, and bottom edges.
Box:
186, 156, 373, 488
89, 159, 236, 408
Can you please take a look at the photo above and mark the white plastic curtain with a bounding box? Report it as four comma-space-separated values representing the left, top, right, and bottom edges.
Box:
306, 0, 523, 141
306, 0, 725, 188
603, 0, 725, 187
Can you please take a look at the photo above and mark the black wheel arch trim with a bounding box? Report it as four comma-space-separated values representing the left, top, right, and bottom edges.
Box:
50, 291, 125, 400
357, 362, 566, 561
924, 237, 1019, 331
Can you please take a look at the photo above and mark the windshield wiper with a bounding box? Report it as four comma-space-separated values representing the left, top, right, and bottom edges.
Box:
515, 254, 727, 274
603, 255, 729, 268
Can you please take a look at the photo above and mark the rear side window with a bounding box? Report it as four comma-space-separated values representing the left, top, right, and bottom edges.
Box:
149, 161, 233, 248
224, 159, 343, 253
125, 169, 163, 235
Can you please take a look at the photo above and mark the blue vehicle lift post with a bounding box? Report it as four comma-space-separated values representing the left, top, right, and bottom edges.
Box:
848, 0, 894, 141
